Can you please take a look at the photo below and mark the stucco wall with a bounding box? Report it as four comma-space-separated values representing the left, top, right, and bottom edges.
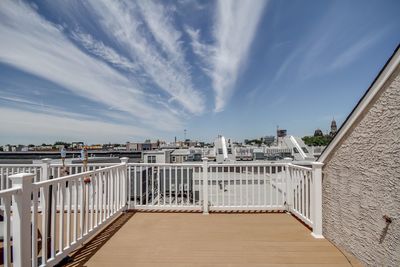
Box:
322, 68, 400, 267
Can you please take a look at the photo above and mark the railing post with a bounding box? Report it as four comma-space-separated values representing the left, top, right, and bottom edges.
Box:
202, 157, 209, 215
10, 173, 35, 267
120, 157, 129, 210
284, 160, 293, 211
311, 162, 324, 238
41, 158, 52, 182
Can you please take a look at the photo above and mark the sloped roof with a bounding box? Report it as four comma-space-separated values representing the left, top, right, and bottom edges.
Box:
318, 44, 400, 163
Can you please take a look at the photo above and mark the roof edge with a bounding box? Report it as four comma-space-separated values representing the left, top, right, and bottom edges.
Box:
318, 44, 400, 163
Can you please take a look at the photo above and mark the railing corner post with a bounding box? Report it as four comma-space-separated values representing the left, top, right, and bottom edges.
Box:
120, 157, 130, 210
120, 157, 129, 164
10, 173, 35, 267
284, 159, 293, 211
202, 157, 209, 215
311, 162, 324, 239
41, 158, 52, 181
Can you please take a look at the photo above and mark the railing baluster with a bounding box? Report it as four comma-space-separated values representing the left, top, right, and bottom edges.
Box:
186, 167, 190, 205
67, 179, 72, 247
32, 189, 38, 267
163, 166, 166, 206
41, 184, 49, 263
59, 181, 65, 253
180, 166, 184, 205
73, 180, 78, 243
233, 166, 237, 206
175, 166, 178, 206
264, 166, 267, 207
3, 195, 11, 267
140, 166, 143, 205
169, 166, 172, 206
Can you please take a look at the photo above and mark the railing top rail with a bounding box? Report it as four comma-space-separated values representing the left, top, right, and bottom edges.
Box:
127, 162, 295, 167
0, 164, 42, 167
49, 162, 117, 167
127, 162, 202, 167
0, 187, 22, 197
288, 163, 312, 171
208, 162, 290, 167
33, 163, 125, 187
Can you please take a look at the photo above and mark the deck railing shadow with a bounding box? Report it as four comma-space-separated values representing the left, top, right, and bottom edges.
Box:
61, 212, 135, 267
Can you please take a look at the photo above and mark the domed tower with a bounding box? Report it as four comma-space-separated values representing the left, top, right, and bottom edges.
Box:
330, 118, 337, 137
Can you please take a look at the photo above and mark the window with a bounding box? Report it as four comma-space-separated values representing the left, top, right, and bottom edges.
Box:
218, 148, 223, 154
147, 155, 156, 163
227, 148, 232, 154
302, 147, 309, 153
293, 147, 299, 153
172, 156, 176, 162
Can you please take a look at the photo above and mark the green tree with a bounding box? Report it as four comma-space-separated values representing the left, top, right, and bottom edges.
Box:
302, 135, 332, 146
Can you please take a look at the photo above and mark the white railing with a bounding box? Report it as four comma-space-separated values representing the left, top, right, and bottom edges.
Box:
0, 164, 42, 190
0, 158, 324, 266
1, 163, 128, 267
207, 163, 287, 211
128, 163, 203, 211
49, 163, 117, 179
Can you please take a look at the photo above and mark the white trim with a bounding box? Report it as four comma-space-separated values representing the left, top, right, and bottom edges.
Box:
319, 48, 400, 163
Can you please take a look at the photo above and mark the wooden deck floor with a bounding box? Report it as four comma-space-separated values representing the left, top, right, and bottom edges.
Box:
65, 212, 360, 267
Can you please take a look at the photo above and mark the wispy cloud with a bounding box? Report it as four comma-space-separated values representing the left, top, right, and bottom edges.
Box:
329, 28, 391, 70
0, 0, 182, 132
273, 4, 393, 82
71, 30, 139, 72
185, 26, 215, 74
186, 1, 268, 112
85, 0, 205, 114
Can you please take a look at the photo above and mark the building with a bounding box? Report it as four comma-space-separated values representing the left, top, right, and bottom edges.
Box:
171, 149, 189, 163
329, 118, 338, 137
318, 45, 400, 266
71, 142, 84, 149
314, 128, 323, 137
142, 150, 172, 163
214, 135, 235, 163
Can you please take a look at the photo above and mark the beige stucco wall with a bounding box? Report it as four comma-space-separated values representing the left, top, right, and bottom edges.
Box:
322, 67, 400, 266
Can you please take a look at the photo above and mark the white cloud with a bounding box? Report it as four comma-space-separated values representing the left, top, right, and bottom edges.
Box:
0, 0, 182, 132
212, 0, 267, 112
186, 1, 267, 112
0, 107, 151, 144
71, 30, 139, 72
185, 26, 215, 72
85, 0, 205, 114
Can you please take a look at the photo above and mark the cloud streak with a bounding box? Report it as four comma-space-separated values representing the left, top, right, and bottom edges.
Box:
186, 1, 267, 112
71, 30, 139, 72
0, 0, 182, 132
85, 0, 205, 114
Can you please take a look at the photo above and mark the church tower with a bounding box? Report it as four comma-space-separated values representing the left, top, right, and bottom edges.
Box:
330, 118, 337, 137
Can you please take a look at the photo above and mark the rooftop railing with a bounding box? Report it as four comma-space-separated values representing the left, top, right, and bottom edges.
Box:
0, 158, 323, 266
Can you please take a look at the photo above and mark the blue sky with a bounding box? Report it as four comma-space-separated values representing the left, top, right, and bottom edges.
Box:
0, 0, 399, 144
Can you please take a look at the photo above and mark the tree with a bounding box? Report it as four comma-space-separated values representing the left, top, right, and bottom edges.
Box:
302, 135, 332, 146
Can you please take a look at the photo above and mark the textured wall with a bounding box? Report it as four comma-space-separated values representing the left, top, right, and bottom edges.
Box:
322, 68, 400, 267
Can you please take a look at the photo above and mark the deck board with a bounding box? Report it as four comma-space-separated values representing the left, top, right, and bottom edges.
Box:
66, 212, 358, 266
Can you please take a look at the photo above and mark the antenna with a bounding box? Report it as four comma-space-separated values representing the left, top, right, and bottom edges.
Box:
184, 129, 187, 140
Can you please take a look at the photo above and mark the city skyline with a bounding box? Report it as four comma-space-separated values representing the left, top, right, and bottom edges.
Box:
1, 0, 400, 144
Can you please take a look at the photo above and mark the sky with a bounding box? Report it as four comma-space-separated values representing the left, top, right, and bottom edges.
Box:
0, 0, 399, 145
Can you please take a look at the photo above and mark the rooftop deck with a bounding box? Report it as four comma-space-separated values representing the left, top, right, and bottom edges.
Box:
65, 212, 359, 267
